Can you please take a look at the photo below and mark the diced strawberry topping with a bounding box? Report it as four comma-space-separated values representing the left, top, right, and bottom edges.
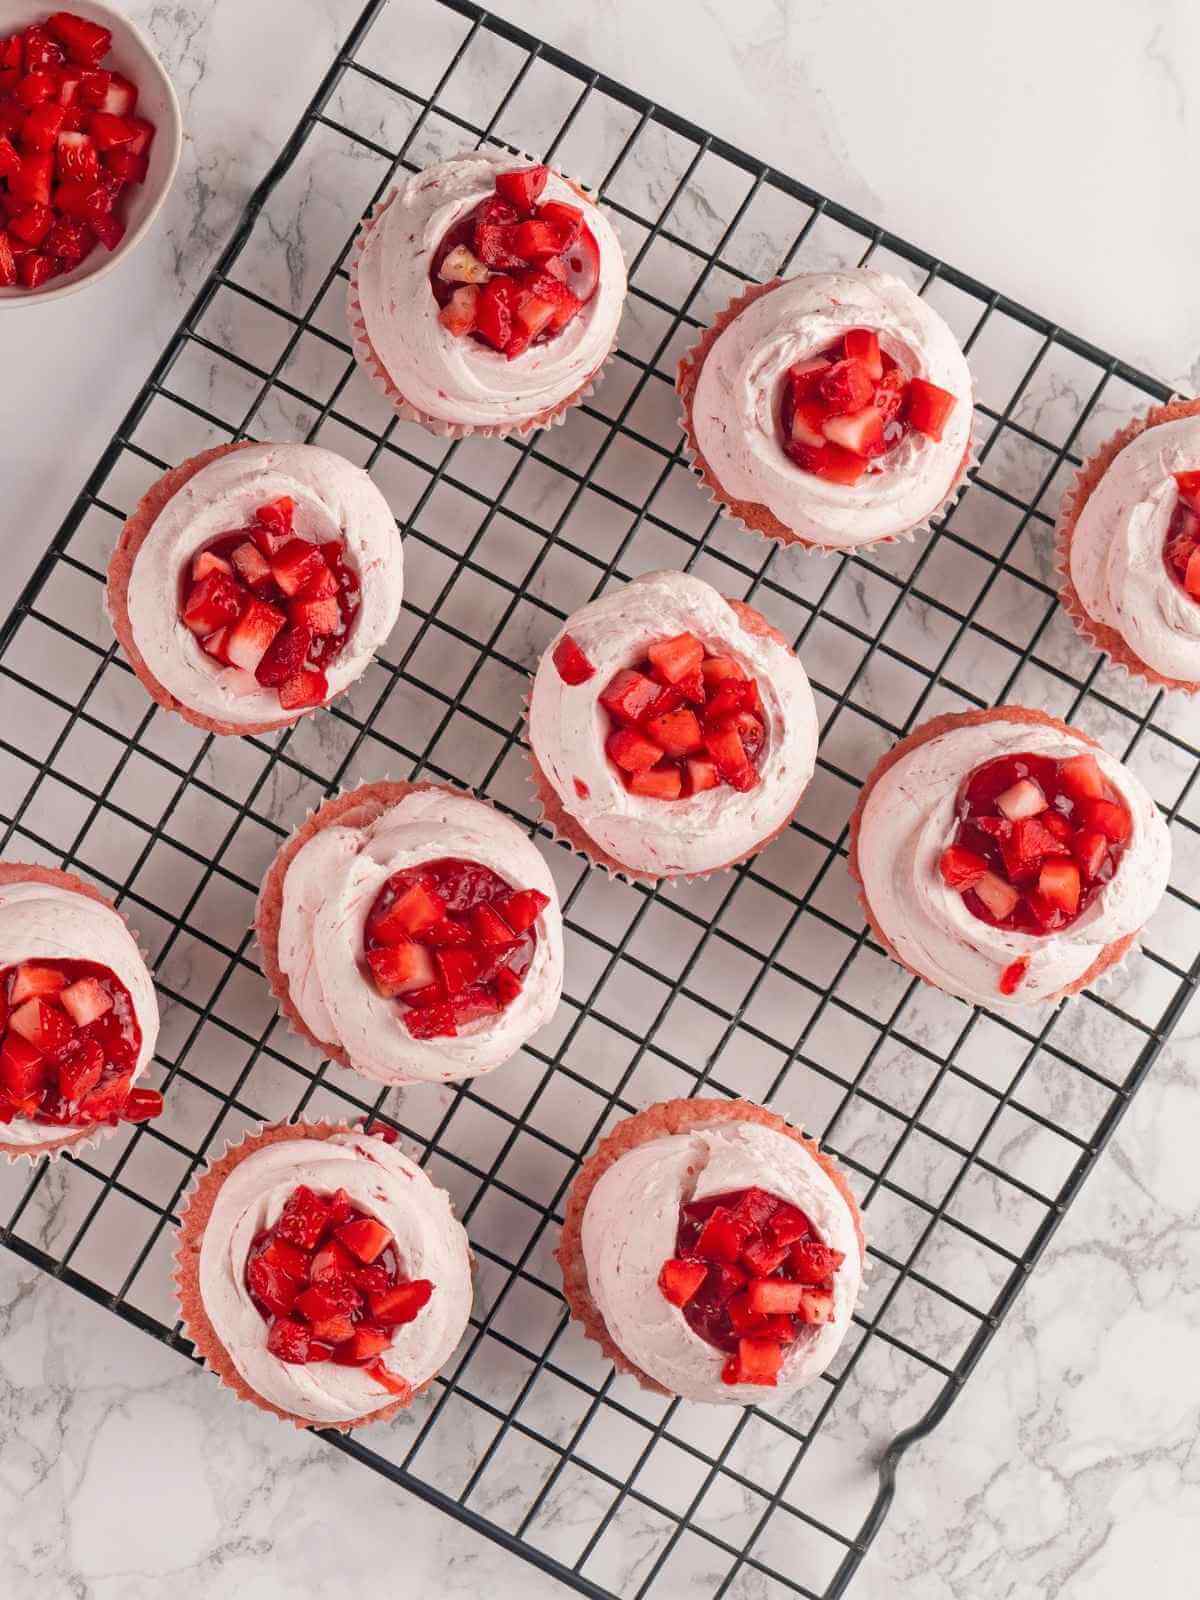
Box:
659, 1184, 844, 1385
177, 503, 360, 715
903, 377, 958, 441
1162, 476, 1200, 604
47, 13, 112, 67
551, 632, 595, 684
362, 857, 547, 1040
429, 165, 599, 357
0, 955, 152, 1130
942, 749, 1133, 971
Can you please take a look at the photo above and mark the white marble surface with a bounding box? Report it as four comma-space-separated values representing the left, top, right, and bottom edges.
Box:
2, 1, 1200, 1597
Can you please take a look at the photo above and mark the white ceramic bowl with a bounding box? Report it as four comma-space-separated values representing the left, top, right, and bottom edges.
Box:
0, 0, 182, 305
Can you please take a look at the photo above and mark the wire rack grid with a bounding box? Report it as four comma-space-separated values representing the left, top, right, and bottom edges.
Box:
1, 2, 1198, 1596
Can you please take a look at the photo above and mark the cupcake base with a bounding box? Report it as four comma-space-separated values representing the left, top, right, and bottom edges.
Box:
676, 277, 973, 555
847, 707, 1138, 1004
173, 1119, 430, 1431
0, 863, 147, 1164
1055, 396, 1200, 696
528, 595, 805, 883
346, 186, 615, 441
556, 1096, 866, 1396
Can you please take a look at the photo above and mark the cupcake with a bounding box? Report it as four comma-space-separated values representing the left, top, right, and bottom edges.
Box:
557, 1098, 865, 1403
174, 1121, 473, 1429
0, 863, 161, 1160
849, 706, 1172, 1009
107, 441, 403, 736
256, 781, 563, 1085
348, 150, 626, 437
1057, 397, 1200, 692
678, 270, 973, 552
527, 569, 818, 880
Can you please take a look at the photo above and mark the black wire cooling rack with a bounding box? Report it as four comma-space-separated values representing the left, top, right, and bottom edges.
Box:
1, 2, 1197, 1595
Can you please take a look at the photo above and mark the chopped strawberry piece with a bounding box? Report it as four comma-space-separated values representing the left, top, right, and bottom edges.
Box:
88, 109, 135, 150
254, 623, 311, 688
255, 497, 294, 535
684, 757, 719, 795
658, 1258, 708, 1308
0, 231, 15, 286
999, 957, 1029, 997
1174, 470, 1200, 512
819, 357, 875, 416
47, 13, 112, 67
331, 1325, 393, 1366
1078, 797, 1131, 843
995, 778, 1045, 820
600, 669, 663, 728
225, 598, 286, 673
704, 678, 759, 722
10, 150, 52, 206
44, 215, 94, 268
191, 549, 231, 582
16, 252, 55, 289
58, 976, 112, 1026
998, 817, 1069, 885
904, 377, 957, 441
310, 1238, 357, 1286
367, 941, 437, 998
123, 1085, 163, 1123
973, 870, 1020, 921
0, 133, 19, 180
789, 440, 870, 484
1072, 829, 1108, 882
724, 1336, 784, 1386
405, 1001, 458, 1039
336, 1216, 393, 1265
551, 632, 594, 684
788, 1240, 843, 1284
740, 1236, 791, 1276
0, 1032, 48, 1103
648, 631, 704, 685
645, 706, 703, 757
9, 996, 74, 1057
495, 164, 549, 213
15, 72, 56, 108
288, 595, 339, 635
369, 1279, 434, 1326
183, 570, 242, 635
439, 283, 479, 336
873, 365, 907, 425
606, 726, 662, 773
938, 844, 988, 890
434, 946, 477, 995
1185, 550, 1200, 600
843, 327, 883, 380
475, 273, 517, 350
1058, 753, 1106, 802
372, 881, 445, 943
276, 1184, 334, 1251
246, 1253, 301, 1317
10, 962, 66, 1002
277, 668, 328, 711
795, 1287, 835, 1325
21, 101, 66, 151
94, 70, 136, 117
437, 242, 489, 285
1037, 857, 1081, 917
471, 902, 517, 949
704, 720, 752, 784
746, 1279, 805, 1316
695, 1207, 751, 1264
231, 540, 272, 592
270, 538, 326, 597
57, 1037, 104, 1103
765, 1202, 809, 1244
266, 1317, 312, 1365
788, 395, 828, 448
53, 127, 98, 184
786, 356, 832, 402
496, 889, 549, 934
822, 404, 884, 456
627, 764, 682, 800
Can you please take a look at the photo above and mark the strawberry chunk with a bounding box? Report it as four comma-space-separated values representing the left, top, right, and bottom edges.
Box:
645, 707, 703, 757
10, 962, 66, 1002
1174, 470, 1200, 512
225, 598, 286, 673
746, 1279, 806, 1316
819, 357, 874, 416
724, 1336, 784, 1386
789, 441, 869, 484
788, 1240, 844, 1284
1072, 829, 1108, 882
367, 941, 436, 997
647, 632, 704, 685
231, 540, 272, 592
256, 497, 295, 536
276, 1184, 334, 1250
658, 1258, 708, 1308
57, 1038, 104, 1103
822, 404, 884, 457
903, 377, 957, 441
995, 778, 1045, 820
21, 101, 66, 151
599, 668, 659, 725
271, 538, 326, 597
9, 996, 74, 1057
1058, 753, 1106, 801
551, 633, 594, 684
999, 957, 1030, 997
58, 976, 112, 1026
0, 1032, 49, 1104
0, 231, 16, 287
288, 595, 339, 635
266, 1318, 312, 1365
438, 283, 478, 336
475, 273, 517, 350
496, 888, 549, 934
1078, 797, 1131, 843
183, 570, 243, 635
795, 1287, 835, 1325
335, 1216, 393, 1265
938, 844, 988, 890
695, 1207, 751, 1264
628, 764, 683, 800
277, 668, 328, 711
368, 1279, 434, 1326
495, 164, 548, 213
684, 757, 719, 795
371, 881, 445, 943
47, 12, 112, 66
973, 870, 1020, 921
255, 623, 312, 688
843, 327, 883, 380
606, 727, 662, 773
10, 150, 53, 206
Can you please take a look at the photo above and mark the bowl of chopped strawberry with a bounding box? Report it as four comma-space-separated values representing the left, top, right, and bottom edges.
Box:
0, 3, 181, 302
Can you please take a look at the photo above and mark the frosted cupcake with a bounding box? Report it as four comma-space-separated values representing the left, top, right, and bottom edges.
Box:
348, 150, 627, 437
558, 1098, 865, 1403
1058, 397, 1200, 692
849, 706, 1171, 1008
678, 270, 973, 552
107, 442, 403, 736
527, 570, 818, 880
174, 1121, 473, 1429
0, 863, 161, 1160
256, 781, 563, 1084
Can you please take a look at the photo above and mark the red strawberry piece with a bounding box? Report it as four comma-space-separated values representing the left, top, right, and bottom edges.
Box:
0, 230, 16, 286
647, 631, 704, 685
494, 163, 548, 214
231, 540, 272, 592
413, 917, 470, 949
87, 205, 121, 251
16, 251, 55, 288
9, 996, 75, 1057
657, 1258, 707, 1308
995, 777, 1045, 820
1058, 752, 1106, 802
58, 976, 112, 1026
118, 1083, 161, 1123
0, 1032, 48, 1103
1039, 811, 1073, 845
512, 277, 560, 341
277, 668, 328, 711
288, 595, 339, 635
704, 678, 759, 722
740, 1236, 791, 1276
973, 870, 1020, 921
226, 598, 286, 673
47, 12, 112, 66
704, 720, 753, 785
843, 327, 883, 380
95, 70, 136, 117
21, 101, 66, 151
1038, 857, 1081, 917
276, 1184, 334, 1250
434, 947, 478, 995
704, 1260, 749, 1303
684, 756, 719, 795
1072, 828, 1108, 882
473, 222, 524, 271
22, 25, 64, 72
50, 175, 100, 215
10, 150, 53, 206
1175, 470, 1200, 512
266, 1317, 312, 1365
819, 357, 874, 416
10, 962, 66, 1002
270, 538, 325, 597
695, 1207, 751, 1264
495, 888, 549, 934
0, 131, 19, 179
903, 377, 957, 441
1078, 796, 1130, 844
628, 764, 683, 799
788, 395, 828, 449
475, 273, 518, 349
44, 215, 94, 268
645, 706, 703, 757
191, 549, 231, 581
57, 1037, 105, 1103
509, 217, 568, 263
939, 844, 988, 890
724, 1336, 783, 1386
795, 1287, 835, 1325
675, 667, 706, 704
371, 881, 445, 942
183, 569, 242, 635
331, 1325, 392, 1366
255, 496, 295, 535
367, 941, 436, 997
310, 1238, 357, 1286
306, 1312, 358, 1346
123, 116, 154, 158
999, 816, 1069, 884
746, 1279, 805, 1316
255, 623, 312, 688
606, 727, 663, 773
789, 441, 869, 484
873, 365, 907, 426
822, 403, 885, 457
87, 109, 135, 150
200, 628, 228, 664
492, 965, 523, 1006
77, 67, 110, 108
764, 1201, 809, 1243
559, 222, 599, 303
471, 902, 518, 949
246, 1254, 301, 1317
334, 1216, 393, 1265
998, 957, 1029, 997
551, 632, 594, 684
437, 243, 490, 285
368, 1279, 434, 1326
15, 72, 56, 108
438, 283, 478, 336
786, 356, 832, 403
535, 199, 583, 247
451, 983, 502, 1026
54, 127, 98, 183
787, 1240, 843, 1284
294, 1281, 360, 1325
1185, 550, 1200, 599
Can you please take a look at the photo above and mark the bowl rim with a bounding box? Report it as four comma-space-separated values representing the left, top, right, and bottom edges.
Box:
0, 0, 183, 308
